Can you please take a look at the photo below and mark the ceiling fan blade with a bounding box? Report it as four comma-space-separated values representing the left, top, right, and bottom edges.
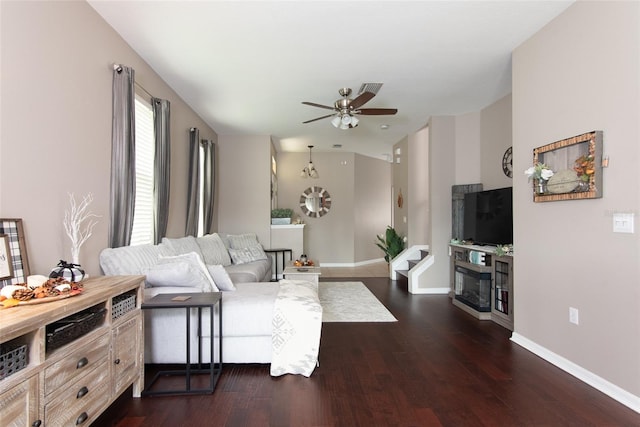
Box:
302, 101, 336, 111
303, 113, 335, 124
349, 91, 376, 109
357, 108, 398, 115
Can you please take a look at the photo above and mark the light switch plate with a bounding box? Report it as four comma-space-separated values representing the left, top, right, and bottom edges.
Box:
569, 307, 579, 325
613, 213, 634, 233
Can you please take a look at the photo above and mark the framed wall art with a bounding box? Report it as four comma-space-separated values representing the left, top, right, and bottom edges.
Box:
531, 130, 603, 202
0, 218, 30, 286
0, 234, 13, 279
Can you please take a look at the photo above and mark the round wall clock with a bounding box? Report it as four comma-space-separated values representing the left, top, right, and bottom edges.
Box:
502, 146, 513, 178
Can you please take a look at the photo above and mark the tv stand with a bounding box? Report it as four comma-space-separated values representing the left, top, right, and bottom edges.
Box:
449, 244, 514, 330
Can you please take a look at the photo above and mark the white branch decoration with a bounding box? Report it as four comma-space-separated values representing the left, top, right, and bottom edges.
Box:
63, 193, 100, 265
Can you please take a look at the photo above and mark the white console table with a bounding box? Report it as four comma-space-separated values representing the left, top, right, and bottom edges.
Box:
270, 224, 305, 279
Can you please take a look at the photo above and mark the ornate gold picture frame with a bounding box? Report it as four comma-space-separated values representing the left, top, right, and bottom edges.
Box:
532, 131, 603, 202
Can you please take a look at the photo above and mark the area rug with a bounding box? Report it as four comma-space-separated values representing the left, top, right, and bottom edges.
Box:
318, 282, 397, 322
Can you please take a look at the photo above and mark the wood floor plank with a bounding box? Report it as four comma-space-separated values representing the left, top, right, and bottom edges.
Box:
94, 277, 640, 427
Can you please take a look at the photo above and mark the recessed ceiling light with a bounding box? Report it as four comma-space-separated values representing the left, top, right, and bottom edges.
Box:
380, 124, 390, 130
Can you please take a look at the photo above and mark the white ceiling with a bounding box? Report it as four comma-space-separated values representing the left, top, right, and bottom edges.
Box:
88, 0, 573, 160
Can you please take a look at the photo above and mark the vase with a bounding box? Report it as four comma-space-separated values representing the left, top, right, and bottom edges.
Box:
536, 180, 547, 195
271, 218, 291, 225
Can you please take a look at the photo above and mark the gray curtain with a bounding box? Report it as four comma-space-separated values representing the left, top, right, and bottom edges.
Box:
152, 98, 171, 244
109, 65, 136, 248
201, 139, 215, 235
185, 128, 200, 236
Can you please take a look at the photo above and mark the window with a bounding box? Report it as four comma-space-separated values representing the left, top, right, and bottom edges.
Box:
197, 145, 205, 236
130, 94, 155, 246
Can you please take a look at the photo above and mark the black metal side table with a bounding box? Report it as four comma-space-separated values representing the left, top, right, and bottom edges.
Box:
265, 248, 293, 281
141, 292, 222, 396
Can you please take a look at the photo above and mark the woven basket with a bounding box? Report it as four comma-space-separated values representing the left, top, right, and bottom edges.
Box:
46, 307, 107, 351
112, 294, 136, 320
0, 341, 28, 380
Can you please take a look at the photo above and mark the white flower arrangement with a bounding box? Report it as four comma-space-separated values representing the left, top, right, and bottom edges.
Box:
524, 163, 554, 181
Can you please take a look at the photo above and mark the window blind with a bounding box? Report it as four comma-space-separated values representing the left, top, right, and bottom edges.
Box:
130, 96, 155, 246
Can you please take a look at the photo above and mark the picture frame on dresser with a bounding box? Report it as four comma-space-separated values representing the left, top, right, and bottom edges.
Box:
0, 234, 13, 279
0, 218, 30, 286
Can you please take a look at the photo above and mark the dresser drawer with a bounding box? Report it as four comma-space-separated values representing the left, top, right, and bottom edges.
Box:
44, 333, 109, 396
44, 361, 110, 427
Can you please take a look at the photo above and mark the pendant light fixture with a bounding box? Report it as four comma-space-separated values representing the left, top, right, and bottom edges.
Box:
301, 145, 319, 178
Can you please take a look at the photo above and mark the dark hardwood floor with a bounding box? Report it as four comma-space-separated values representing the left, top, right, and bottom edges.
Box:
95, 277, 640, 426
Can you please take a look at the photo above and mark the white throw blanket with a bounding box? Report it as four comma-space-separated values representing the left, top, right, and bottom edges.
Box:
270, 279, 322, 377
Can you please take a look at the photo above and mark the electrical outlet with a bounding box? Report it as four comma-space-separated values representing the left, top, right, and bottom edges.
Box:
569, 307, 579, 325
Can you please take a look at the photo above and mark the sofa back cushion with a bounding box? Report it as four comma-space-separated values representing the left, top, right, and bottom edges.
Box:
161, 236, 204, 259
100, 243, 174, 275
196, 233, 232, 266
227, 233, 260, 249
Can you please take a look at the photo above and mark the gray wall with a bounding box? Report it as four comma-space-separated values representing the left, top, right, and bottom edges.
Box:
275, 151, 390, 264
216, 134, 272, 246
512, 0, 639, 399
0, 1, 217, 276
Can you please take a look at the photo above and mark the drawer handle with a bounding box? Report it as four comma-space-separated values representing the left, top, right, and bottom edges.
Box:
76, 386, 89, 399
114, 358, 121, 365
76, 412, 88, 425
31, 420, 42, 427
76, 357, 88, 369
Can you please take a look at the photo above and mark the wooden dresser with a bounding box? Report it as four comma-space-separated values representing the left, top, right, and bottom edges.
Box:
0, 275, 144, 427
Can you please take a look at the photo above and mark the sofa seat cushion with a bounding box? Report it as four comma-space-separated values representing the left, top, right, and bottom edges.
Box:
225, 258, 271, 283
222, 282, 280, 337
142, 282, 278, 338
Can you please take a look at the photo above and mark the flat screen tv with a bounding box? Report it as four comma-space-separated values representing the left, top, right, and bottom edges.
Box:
463, 187, 513, 246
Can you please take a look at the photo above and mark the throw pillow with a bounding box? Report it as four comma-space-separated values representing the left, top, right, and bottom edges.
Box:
161, 236, 204, 259
145, 262, 208, 289
228, 243, 268, 265
196, 233, 232, 266
154, 252, 218, 292
206, 264, 236, 291
228, 233, 260, 250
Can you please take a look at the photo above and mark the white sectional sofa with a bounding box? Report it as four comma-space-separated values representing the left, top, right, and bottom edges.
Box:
99, 233, 277, 364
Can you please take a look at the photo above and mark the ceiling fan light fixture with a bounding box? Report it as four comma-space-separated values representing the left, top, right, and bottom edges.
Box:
303, 84, 396, 129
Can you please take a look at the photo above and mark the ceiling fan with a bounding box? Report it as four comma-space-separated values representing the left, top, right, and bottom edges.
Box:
302, 83, 398, 129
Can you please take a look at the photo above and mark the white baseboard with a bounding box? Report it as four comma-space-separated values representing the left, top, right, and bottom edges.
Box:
319, 258, 385, 268
408, 286, 450, 295
511, 332, 640, 414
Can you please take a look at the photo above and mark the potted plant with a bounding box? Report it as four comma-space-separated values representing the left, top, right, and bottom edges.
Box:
271, 208, 294, 225
375, 226, 405, 263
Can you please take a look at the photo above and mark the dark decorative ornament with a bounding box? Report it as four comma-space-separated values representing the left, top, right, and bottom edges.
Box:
50, 260, 85, 282
502, 146, 513, 178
